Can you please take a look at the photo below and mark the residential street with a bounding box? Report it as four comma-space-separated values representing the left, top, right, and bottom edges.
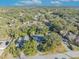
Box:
17, 51, 79, 59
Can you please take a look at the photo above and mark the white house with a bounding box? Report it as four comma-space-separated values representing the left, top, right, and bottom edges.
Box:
0, 40, 9, 56
0, 41, 8, 49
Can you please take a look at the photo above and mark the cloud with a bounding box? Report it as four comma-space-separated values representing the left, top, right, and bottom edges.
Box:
51, 0, 79, 6
51, 1, 61, 4
51, 1, 62, 6
60, 0, 79, 2
15, 0, 42, 6
15, 0, 79, 6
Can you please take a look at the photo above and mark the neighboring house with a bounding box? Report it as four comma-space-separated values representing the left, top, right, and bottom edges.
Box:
0, 40, 9, 56
15, 35, 29, 48
75, 36, 79, 46
16, 34, 46, 48
0, 41, 9, 50
75, 36, 79, 42
44, 19, 51, 26
32, 35, 46, 43
34, 13, 41, 20
67, 32, 76, 41
62, 32, 76, 41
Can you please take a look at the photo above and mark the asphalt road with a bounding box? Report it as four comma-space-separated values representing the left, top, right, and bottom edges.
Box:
17, 51, 79, 59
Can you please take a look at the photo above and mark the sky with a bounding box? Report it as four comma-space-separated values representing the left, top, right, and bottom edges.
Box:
0, 0, 79, 7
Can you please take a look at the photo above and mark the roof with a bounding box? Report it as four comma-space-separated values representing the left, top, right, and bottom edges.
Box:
33, 35, 46, 43
75, 36, 79, 43
16, 35, 29, 48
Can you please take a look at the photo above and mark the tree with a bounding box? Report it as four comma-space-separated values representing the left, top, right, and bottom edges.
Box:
37, 39, 52, 52
9, 44, 20, 57
22, 40, 37, 56
8, 29, 16, 39
49, 18, 67, 32
48, 32, 65, 53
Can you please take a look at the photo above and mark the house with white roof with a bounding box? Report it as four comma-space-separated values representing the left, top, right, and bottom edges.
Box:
0, 40, 9, 56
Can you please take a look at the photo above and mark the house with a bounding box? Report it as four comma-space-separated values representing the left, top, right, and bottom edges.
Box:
32, 35, 46, 43
34, 13, 41, 20
0, 40, 9, 50
44, 20, 52, 28
0, 40, 9, 56
75, 36, 79, 42
62, 32, 76, 41
15, 35, 29, 48
75, 36, 79, 46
